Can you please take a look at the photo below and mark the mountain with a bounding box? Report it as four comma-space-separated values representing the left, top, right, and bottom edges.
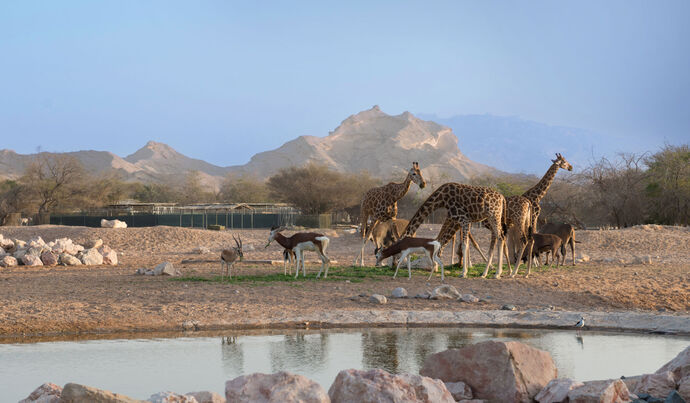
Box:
228, 106, 499, 181
417, 113, 642, 174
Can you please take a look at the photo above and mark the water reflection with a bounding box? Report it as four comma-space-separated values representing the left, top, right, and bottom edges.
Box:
269, 333, 329, 373
221, 336, 244, 374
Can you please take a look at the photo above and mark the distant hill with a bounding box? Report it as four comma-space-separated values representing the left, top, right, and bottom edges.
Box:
418, 113, 640, 174
0, 107, 502, 189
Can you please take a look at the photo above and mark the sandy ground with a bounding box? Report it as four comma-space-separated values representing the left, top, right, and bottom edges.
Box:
0, 224, 688, 337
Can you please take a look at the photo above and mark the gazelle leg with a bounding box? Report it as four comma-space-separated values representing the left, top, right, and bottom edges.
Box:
393, 250, 409, 279
294, 250, 302, 279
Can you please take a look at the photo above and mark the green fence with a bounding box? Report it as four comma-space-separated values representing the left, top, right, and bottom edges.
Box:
50, 212, 299, 229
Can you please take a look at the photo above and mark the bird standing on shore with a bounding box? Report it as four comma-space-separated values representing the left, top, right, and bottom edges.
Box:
575, 316, 585, 335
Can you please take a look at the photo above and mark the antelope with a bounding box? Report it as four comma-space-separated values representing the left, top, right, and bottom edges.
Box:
266, 226, 331, 279
220, 235, 243, 280
540, 222, 578, 266
514, 232, 560, 277
375, 237, 444, 281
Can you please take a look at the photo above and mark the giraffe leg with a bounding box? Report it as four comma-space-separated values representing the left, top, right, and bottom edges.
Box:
451, 234, 456, 266
481, 232, 497, 278
502, 241, 512, 274
495, 234, 505, 279
469, 231, 488, 263
460, 223, 470, 278
525, 240, 534, 278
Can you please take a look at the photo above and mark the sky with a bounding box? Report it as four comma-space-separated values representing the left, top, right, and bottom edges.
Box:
1, 1, 688, 167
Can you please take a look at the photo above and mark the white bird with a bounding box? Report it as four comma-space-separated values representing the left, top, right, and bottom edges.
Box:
575, 316, 585, 335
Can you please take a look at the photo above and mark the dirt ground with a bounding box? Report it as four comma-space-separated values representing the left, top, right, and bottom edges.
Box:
0, 224, 688, 337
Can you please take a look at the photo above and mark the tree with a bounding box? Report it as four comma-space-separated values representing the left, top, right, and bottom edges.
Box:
21, 154, 85, 214
645, 144, 690, 225
177, 171, 217, 204
267, 163, 379, 214
219, 174, 272, 203
0, 180, 28, 225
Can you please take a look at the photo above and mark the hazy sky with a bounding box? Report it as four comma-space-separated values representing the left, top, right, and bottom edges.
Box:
1, 1, 688, 166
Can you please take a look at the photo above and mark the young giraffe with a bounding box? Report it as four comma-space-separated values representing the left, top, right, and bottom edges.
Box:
522, 153, 573, 232
403, 183, 507, 278
354, 162, 426, 266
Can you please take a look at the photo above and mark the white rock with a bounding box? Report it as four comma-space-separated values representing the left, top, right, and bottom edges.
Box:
431, 284, 461, 300
22, 254, 43, 266
51, 238, 79, 255
226, 371, 329, 403
14, 239, 27, 249
0, 255, 18, 267
185, 391, 225, 403
154, 262, 181, 276
101, 218, 128, 228
567, 379, 631, 403
19, 382, 62, 403
391, 287, 408, 298
80, 248, 104, 265
369, 294, 387, 304
193, 246, 211, 254
99, 245, 118, 265
28, 236, 46, 248
60, 253, 82, 266
148, 391, 198, 403
0, 237, 15, 251
576, 253, 590, 263
535, 378, 584, 403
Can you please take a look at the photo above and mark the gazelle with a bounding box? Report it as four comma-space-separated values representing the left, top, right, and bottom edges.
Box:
375, 237, 444, 281
371, 218, 408, 267
266, 226, 331, 279
220, 235, 243, 280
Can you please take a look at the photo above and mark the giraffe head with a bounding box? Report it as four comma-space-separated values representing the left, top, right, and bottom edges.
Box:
552, 153, 573, 171
408, 162, 426, 189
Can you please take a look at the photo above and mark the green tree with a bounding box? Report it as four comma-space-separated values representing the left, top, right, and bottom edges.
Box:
218, 174, 272, 203
645, 144, 690, 225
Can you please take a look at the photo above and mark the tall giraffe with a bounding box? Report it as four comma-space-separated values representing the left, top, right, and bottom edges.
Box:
403, 183, 507, 278
522, 153, 573, 231
355, 162, 426, 266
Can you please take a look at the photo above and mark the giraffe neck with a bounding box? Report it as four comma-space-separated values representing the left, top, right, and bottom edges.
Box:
523, 163, 559, 204
390, 174, 413, 201
403, 185, 447, 236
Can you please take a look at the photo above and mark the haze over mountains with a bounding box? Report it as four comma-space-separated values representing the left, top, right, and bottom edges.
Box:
0, 106, 657, 189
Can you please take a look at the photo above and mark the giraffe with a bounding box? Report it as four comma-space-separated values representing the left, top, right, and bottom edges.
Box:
522, 153, 573, 232
354, 162, 426, 266
403, 183, 507, 278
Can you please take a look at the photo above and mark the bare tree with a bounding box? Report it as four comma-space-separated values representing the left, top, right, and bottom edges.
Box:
21, 154, 85, 214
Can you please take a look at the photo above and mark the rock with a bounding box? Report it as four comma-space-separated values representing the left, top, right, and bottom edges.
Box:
14, 248, 28, 261
576, 253, 590, 263
184, 391, 225, 403
656, 345, 690, 380
99, 245, 118, 265
329, 368, 455, 403
392, 287, 408, 298
431, 284, 461, 300
665, 390, 685, 403
19, 382, 62, 403
40, 250, 58, 266
59, 382, 145, 402
633, 255, 653, 265
501, 304, 517, 311
193, 246, 211, 254
22, 254, 43, 266
84, 239, 104, 249
148, 391, 199, 403
135, 268, 154, 275
50, 238, 78, 255
415, 292, 431, 299
182, 320, 199, 331
445, 381, 473, 401
101, 218, 127, 228
0, 255, 18, 267
535, 378, 584, 403
567, 379, 631, 403
634, 372, 677, 398
420, 341, 557, 403
80, 248, 104, 265
225, 371, 329, 403
0, 237, 15, 251
620, 375, 643, 393
14, 239, 27, 249
154, 262, 181, 276
678, 376, 690, 401
60, 253, 82, 266
461, 294, 479, 303
409, 256, 434, 269
369, 294, 387, 304
27, 246, 45, 257
458, 400, 487, 403
28, 236, 46, 248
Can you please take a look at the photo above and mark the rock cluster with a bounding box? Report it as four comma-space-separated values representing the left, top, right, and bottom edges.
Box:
18, 343, 690, 403
0, 234, 117, 268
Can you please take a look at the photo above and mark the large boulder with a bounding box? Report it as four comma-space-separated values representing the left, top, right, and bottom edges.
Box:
19, 382, 62, 403
225, 371, 329, 403
656, 345, 690, 380
60, 253, 82, 266
80, 248, 104, 265
566, 379, 631, 403
420, 341, 557, 403
148, 391, 198, 402
678, 376, 690, 401
59, 382, 145, 402
22, 254, 43, 266
154, 262, 181, 276
430, 285, 461, 300
99, 245, 118, 266
0, 255, 18, 267
444, 381, 473, 401
184, 391, 225, 403
633, 371, 677, 398
328, 368, 454, 403
40, 250, 58, 266
535, 378, 584, 403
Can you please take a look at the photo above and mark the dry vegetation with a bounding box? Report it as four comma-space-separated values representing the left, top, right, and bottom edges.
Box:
0, 224, 687, 337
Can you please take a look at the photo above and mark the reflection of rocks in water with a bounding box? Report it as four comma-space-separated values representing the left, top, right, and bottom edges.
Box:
221, 335, 244, 374
412, 330, 445, 371
362, 331, 400, 373
445, 330, 475, 350
269, 332, 329, 373
493, 330, 534, 340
